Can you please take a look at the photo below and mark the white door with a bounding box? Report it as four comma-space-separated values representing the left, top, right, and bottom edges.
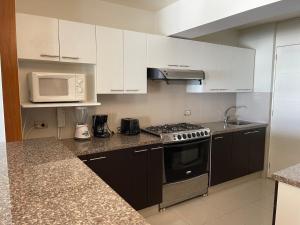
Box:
230, 47, 255, 92
0, 58, 6, 142
59, 20, 96, 64
16, 13, 59, 61
96, 26, 124, 94
147, 34, 178, 68
124, 31, 147, 94
269, 45, 300, 174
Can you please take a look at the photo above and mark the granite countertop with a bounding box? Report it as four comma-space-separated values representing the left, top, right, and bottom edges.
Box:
202, 121, 268, 135
0, 136, 152, 225
272, 164, 300, 188
63, 133, 162, 156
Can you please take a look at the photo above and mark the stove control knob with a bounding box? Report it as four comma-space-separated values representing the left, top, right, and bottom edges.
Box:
201, 131, 204, 136
204, 131, 208, 135
196, 132, 200, 137
177, 135, 182, 140
182, 134, 187, 139
192, 133, 196, 138
187, 133, 191, 138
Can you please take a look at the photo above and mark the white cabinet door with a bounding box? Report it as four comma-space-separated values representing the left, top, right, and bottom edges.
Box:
124, 31, 147, 94
187, 43, 232, 93
230, 47, 255, 92
16, 13, 59, 61
59, 20, 96, 64
96, 26, 124, 94
147, 34, 178, 68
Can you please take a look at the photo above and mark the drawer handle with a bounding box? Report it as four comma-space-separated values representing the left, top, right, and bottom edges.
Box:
151, 147, 163, 151
82, 159, 88, 162
186, 170, 192, 175
125, 89, 139, 92
111, 89, 124, 92
90, 156, 107, 161
40, 54, 59, 58
214, 137, 224, 140
134, 149, 148, 153
179, 65, 190, 68
62, 56, 80, 60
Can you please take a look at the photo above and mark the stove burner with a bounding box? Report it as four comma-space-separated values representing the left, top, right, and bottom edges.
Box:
145, 123, 203, 134
142, 123, 210, 143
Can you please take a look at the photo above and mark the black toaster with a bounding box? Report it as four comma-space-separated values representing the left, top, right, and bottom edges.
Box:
120, 118, 140, 135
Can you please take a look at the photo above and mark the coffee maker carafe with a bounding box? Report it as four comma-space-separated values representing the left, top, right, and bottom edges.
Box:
92, 115, 111, 138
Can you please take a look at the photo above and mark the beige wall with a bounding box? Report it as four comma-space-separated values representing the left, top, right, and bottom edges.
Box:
15, 0, 158, 33
22, 80, 235, 139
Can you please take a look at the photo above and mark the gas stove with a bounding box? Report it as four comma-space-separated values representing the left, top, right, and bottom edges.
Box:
142, 123, 210, 143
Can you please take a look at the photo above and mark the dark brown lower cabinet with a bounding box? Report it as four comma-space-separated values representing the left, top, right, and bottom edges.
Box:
79, 144, 163, 210
210, 133, 233, 186
211, 127, 266, 186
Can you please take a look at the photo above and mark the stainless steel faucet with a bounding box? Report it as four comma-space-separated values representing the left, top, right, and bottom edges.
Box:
224, 105, 247, 124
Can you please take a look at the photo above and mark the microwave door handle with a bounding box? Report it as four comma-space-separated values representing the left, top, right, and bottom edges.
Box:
164, 138, 210, 148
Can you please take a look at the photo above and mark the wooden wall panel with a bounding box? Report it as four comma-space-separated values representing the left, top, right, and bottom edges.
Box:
0, 0, 22, 141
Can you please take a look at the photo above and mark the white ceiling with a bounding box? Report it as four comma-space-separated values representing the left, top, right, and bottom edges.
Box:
100, 0, 178, 11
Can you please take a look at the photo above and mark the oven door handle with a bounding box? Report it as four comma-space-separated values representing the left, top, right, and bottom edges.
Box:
164, 138, 210, 148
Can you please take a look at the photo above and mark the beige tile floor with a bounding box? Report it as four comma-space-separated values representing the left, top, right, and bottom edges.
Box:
146, 178, 275, 225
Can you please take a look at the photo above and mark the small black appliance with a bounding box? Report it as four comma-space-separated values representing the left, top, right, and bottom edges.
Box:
92, 115, 111, 138
120, 118, 140, 135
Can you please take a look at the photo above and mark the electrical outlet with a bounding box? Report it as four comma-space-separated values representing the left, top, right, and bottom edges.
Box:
34, 121, 48, 129
184, 110, 192, 116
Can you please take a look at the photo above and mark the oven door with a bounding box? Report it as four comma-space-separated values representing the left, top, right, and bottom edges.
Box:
164, 138, 210, 184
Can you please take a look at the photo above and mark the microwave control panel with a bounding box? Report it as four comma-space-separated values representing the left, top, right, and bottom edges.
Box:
75, 74, 86, 101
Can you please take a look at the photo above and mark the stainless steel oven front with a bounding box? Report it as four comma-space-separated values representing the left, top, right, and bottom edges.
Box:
160, 138, 210, 209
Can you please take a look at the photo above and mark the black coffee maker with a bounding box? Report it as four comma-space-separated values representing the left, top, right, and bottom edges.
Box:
92, 115, 111, 138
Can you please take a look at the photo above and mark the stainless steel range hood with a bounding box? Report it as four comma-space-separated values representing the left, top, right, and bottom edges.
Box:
147, 68, 205, 84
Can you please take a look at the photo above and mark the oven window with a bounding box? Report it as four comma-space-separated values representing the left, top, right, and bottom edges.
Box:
39, 78, 69, 96
164, 140, 209, 183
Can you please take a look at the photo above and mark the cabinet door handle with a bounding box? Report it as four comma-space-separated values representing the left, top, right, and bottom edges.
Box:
134, 149, 148, 153
186, 170, 192, 175
214, 137, 224, 140
82, 159, 88, 162
244, 130, 260, 135
110, 89, 124, 92
151, 147, 163, 151
90, 156, 107, 161
62, 56, 80, 60
168, 64, 179, 67
40, 54, 59, 58
210, 89, 228, 91
125, 89, 139, 92
236, 89, 252, 91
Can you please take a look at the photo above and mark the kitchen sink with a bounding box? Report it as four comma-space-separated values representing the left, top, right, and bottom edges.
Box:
226, 121, 252, 126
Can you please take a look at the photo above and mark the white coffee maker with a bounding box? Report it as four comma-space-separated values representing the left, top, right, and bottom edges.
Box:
74, 106, 91, 140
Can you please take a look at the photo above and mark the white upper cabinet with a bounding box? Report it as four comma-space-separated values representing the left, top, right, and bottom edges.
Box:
59, 20, 96, 64
16, 13, 59, 61
124, 31, 147, 94
186, 43, 255, 93
96, 26, 124, 94
147, 34, 178, 68
230, 47, 255, 92
16, 13, 96, 64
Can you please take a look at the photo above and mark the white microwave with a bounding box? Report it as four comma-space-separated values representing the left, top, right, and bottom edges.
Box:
28, 72, 86, 103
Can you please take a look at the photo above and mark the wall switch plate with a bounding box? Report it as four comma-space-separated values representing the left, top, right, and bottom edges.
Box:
34, 121, 48, 129
184, 110, 192, 116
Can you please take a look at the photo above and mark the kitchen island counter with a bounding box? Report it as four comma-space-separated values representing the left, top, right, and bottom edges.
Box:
0, 137, 149, 225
